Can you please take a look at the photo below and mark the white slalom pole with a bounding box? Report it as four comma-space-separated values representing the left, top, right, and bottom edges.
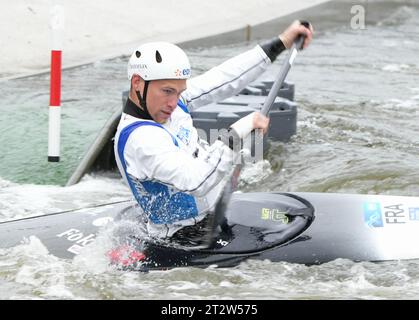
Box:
48, 4, 64, 162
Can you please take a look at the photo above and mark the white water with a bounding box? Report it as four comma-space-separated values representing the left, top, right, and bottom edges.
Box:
2, 236, 419, 299
0, 175, 130, 222
1, 2, 419, 300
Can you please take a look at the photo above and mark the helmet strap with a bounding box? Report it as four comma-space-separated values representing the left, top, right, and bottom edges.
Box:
135, 80, 151, 116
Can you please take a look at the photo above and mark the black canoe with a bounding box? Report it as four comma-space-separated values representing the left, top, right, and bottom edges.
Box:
1, 191, 419, 270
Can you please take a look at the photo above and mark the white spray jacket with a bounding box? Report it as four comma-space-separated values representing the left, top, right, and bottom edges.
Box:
114, 45, 272, 238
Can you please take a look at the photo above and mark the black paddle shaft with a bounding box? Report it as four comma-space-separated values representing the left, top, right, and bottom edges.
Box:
204, 22, 310, 246
261, 34, 306, 115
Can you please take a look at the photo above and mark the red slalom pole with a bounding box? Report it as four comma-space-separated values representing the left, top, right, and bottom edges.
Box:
50, 50, 61, 107
48, 49, 62, 162
48, 5, 64, 162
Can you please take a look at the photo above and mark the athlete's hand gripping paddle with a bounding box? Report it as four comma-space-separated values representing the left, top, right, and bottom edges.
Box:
203, 21, 311, 247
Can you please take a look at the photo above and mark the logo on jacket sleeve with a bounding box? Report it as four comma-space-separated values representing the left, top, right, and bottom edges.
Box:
176, 125, 191, 145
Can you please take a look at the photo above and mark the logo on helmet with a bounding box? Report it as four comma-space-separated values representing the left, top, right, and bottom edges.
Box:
130, 63, 147, 70
175, 68, 191, 77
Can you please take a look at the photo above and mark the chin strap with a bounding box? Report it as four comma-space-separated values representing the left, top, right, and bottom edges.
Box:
135, 80, 150, 115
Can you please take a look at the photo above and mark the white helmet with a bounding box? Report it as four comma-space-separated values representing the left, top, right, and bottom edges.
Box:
127, 42, 191, 81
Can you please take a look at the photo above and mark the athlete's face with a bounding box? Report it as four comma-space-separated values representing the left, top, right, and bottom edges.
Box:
145, 79, 187, 124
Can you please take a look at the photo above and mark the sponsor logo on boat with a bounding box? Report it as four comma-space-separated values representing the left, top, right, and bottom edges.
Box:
383, 204, 406, 224
364, 202, 408, 227
409, 208, 419, 221
56, 228, 96, 255
261, 208, 289, 224
92, 216, 114, 227
364, 202, 383, 227
216, 238, 229, 247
